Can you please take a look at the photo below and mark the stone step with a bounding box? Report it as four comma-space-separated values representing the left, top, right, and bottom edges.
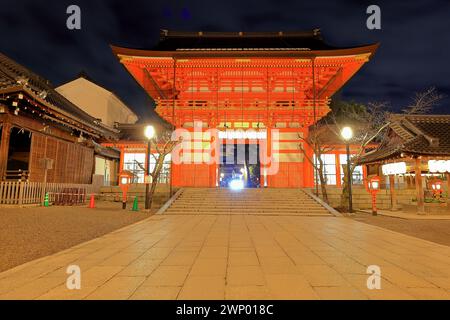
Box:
176, 201, 315, 204
165, 211, 330, 216
170, 204, 323, 209
174, 197, 315, 202
167, 208, 328, 212
162, 188, 332, 216
178, 198, 315, 200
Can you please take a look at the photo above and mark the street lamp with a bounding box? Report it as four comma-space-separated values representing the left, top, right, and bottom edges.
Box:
144, 125, 156, 210
341, 126, 354, 213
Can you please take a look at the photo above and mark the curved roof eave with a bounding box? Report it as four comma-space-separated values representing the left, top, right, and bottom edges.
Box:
111, 43, 380, 60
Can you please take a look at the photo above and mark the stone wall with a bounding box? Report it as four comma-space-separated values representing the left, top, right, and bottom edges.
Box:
310, 186, 417, 210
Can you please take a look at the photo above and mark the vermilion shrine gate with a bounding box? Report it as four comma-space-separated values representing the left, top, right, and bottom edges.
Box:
112, 30, 378, 188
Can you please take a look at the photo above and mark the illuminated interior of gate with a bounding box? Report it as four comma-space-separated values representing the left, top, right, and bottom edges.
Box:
112, 30, 378, 188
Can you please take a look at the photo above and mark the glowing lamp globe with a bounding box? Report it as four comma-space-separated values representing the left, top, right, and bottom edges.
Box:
144, 125, 156, 140
341, 126, 353, 141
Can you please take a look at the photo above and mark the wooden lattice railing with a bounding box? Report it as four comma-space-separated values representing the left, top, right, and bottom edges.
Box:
3, 170, 29, 181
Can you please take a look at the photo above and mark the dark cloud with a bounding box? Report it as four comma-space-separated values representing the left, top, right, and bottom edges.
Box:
0, 0, 449, 120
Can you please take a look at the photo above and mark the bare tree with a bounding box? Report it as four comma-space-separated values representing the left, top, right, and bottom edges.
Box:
402, 87, 445, 114
326, 101, 390, 210
332, 87, 444, 210
147, 130, 182, 209
298, 129, 335, 204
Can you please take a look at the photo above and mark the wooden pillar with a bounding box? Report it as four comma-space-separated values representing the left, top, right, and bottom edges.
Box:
389, 175, 398, 211
415, 158, 425, 214
0, 121, 11, 180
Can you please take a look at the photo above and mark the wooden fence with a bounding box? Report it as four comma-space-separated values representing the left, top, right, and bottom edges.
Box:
0, 181, 95, 205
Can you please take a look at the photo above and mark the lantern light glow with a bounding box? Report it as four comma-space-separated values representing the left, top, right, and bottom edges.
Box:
229, 179, 244, 191
144, 125, 156, 140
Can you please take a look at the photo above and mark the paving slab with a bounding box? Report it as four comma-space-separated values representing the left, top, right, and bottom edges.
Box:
0, 214, 449, 300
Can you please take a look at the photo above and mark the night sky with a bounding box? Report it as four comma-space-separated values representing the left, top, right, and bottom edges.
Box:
0, 0, 449, 120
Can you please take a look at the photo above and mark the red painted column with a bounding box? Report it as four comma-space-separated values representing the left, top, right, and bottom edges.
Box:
302, 129, 315, 188
336, 152, 342, 187
266, 127, 272, 188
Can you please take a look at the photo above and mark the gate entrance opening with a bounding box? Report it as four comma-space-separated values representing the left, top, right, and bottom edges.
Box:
219, 143, 260, 189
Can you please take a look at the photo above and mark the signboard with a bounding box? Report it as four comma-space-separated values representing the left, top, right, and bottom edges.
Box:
218, 130, 267, 140
39, 158, 54, 170
382, 162, 406, 175
428, 160, 450, 173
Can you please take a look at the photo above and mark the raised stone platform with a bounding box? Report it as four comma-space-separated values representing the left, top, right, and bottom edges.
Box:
163, 188, 335, 216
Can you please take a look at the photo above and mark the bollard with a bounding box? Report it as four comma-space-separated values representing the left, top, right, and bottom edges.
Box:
132, 196, 139, 212
44, 193, 50, 207
88, 194, 96, 209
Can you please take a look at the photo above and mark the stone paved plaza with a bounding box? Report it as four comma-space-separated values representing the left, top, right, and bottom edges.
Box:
0, 214, 449, 300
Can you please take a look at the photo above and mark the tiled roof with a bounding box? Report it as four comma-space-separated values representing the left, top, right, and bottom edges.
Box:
358, 114, 450, 164
0, 52, 118, 138
153, 30, 334, 51
93, 141, 121, 159
115, 29, 377, 53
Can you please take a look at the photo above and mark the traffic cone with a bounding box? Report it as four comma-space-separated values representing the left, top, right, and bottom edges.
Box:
43, 193, 49, 207
88, 194, 95, 209
132, 196, 139, 212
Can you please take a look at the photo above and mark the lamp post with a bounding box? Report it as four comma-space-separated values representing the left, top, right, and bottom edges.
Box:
341, 126, 354, 213
368, 176, 381, 216
144, 125, 156, 210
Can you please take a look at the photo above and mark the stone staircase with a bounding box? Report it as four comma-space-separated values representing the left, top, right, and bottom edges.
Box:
163, 188, 335, 216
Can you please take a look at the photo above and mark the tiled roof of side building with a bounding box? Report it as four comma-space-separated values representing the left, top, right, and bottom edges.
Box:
358, 114, 450, 164
0, 52, 118, 138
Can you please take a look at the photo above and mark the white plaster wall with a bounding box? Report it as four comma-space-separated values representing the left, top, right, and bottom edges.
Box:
56, 78, 138, 127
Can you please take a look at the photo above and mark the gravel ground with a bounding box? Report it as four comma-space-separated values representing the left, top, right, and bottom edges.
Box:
351, 212, 450, 247
0, 201, 155, 272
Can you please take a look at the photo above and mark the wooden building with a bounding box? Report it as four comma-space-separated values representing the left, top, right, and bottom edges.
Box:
0, 52, 118, 184
111, 30, 378, 188
56, 72, 139, 186
358, 114, 450, 213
